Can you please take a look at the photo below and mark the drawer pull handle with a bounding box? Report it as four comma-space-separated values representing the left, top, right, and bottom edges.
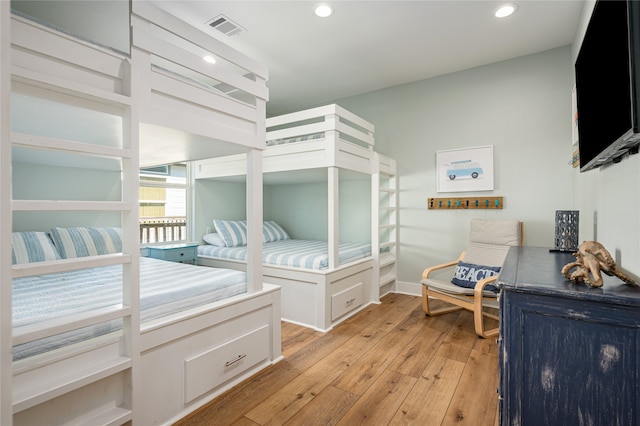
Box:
346, 298, 356, 305
225, 354, 247, 367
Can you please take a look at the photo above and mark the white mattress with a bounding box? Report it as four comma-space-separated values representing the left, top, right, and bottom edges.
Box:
197, 239, 372, 270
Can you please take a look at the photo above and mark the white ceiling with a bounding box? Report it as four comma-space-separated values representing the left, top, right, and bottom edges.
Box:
154, 0, 585, 116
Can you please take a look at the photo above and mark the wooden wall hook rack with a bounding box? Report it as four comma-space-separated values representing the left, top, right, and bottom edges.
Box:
428, 196, 504, 210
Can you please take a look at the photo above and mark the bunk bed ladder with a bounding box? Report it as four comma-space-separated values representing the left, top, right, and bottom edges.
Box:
6, 12, 140, 424
372, 153, 397, 300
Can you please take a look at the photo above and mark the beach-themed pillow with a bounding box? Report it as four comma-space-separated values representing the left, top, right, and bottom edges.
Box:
451, 261, 501, 292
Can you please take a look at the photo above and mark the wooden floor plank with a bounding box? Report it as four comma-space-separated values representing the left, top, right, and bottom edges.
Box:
336, 369, 417, 426
332, 303, 427, 395
388, 355, 466, 425
388, 311, 449, 378
442, 348, 499, 425
281, 326, 324, 358
282, 385, 359, 426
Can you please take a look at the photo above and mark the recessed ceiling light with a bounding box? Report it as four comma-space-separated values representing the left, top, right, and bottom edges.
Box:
315, 4, 334, 18
203, 55, 216, 64
495, 3, 518, 18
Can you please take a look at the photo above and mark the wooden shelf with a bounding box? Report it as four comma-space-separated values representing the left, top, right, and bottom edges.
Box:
428, 196, 503, 210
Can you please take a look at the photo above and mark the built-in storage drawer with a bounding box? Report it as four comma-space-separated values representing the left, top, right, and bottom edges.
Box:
331, 282, 364, 321
184, 324, 270, 403
140, 304, 275, 425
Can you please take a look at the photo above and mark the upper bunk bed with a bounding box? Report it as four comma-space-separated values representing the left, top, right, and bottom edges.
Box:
194, 103, 376, 178
3, 2, 278, 425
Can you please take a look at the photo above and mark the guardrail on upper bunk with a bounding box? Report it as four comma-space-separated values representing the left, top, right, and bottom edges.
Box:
265, 104, 375, 174
194, 104, 377, 179
131, 1, 269, 165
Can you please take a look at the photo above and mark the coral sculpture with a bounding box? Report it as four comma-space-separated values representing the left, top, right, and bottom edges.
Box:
561, 241, 636, 288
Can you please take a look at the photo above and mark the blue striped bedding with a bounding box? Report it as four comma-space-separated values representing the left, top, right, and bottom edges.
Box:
13, 257, 246, 361
197, 239, 372, 270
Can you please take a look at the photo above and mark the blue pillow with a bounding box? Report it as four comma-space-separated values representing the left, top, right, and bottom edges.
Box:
451, 261, 501, 292
50, 227, 122, 258
263, 221, 290, 243
213, 219, 248, 247
11, 231, 61, 264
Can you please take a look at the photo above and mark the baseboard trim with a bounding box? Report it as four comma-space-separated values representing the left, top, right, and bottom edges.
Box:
395, 280, 421, 296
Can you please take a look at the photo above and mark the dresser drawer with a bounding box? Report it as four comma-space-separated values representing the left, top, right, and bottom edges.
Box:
332, 282, 364, 321
184, 324, 270, 403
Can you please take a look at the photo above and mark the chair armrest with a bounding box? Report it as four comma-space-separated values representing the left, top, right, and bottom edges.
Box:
473, 274, 498, 298
422, 252, 465, 280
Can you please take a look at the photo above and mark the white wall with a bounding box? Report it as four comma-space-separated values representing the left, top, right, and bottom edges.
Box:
334, 46, 575, 284
12, 162, 122, 231
193, 179, 246, 241
572, 1, 640, 280
265, 178, 371, 243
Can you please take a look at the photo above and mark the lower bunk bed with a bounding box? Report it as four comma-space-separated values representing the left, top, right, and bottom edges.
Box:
11, 231, 281, 426
197, 221, 375, 331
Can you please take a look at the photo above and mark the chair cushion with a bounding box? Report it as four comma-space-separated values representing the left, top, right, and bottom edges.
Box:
422, 277, 499, 299
470, 219, 521, 246
450, 261, 500, 292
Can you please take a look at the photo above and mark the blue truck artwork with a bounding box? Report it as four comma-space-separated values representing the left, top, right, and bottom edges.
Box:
446, 159, 483, 180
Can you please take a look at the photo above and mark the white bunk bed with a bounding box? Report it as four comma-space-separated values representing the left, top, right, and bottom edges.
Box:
194, 105, 397, 332
2, 2, 279, 425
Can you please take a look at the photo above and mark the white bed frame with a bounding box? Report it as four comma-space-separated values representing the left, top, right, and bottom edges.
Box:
194, 105, 398, 331
1, 3, 280, 425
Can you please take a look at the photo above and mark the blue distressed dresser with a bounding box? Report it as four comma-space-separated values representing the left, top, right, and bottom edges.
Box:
497, 246, 640, 426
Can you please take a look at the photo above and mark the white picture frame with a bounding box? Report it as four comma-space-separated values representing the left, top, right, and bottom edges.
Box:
436, 145, 494, 193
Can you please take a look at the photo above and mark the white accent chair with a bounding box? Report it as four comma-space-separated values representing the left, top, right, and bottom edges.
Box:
421, 219, 524, 338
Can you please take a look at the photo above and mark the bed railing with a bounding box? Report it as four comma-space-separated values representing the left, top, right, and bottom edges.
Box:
266, 104, 374, 149
263, 104, 376, 174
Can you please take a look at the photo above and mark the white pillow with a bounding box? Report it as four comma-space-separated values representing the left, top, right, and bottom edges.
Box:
203, 232, 226, 247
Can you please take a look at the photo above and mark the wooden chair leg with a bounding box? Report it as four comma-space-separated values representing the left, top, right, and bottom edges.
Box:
474, 301, 499, 338
422, 285, 464, 316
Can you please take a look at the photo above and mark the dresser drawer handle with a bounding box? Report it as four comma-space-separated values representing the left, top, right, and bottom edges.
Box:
225, 354, 247, 367
346, 298, 356, 305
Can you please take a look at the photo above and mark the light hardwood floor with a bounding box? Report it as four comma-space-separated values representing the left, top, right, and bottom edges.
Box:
174, 293, 500, 426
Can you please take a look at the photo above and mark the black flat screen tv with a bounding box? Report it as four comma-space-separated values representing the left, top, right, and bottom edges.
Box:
575, 0, 640, 172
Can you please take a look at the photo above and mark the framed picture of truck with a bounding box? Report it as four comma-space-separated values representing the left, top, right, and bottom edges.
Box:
436, 145, 494, 192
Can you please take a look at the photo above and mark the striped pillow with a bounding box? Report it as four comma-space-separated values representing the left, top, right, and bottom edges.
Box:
263, 221, 290, 243
50, 227, 122, 258
213, 220, 248, 247
11, 231, 61, 264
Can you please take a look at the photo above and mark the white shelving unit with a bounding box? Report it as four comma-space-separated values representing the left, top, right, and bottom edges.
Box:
372, 153, 397, 299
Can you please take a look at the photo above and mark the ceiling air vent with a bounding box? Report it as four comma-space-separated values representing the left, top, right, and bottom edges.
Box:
206, 15, 245, 37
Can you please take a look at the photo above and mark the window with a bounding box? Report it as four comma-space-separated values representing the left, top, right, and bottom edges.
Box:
140, 163, 188, 244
